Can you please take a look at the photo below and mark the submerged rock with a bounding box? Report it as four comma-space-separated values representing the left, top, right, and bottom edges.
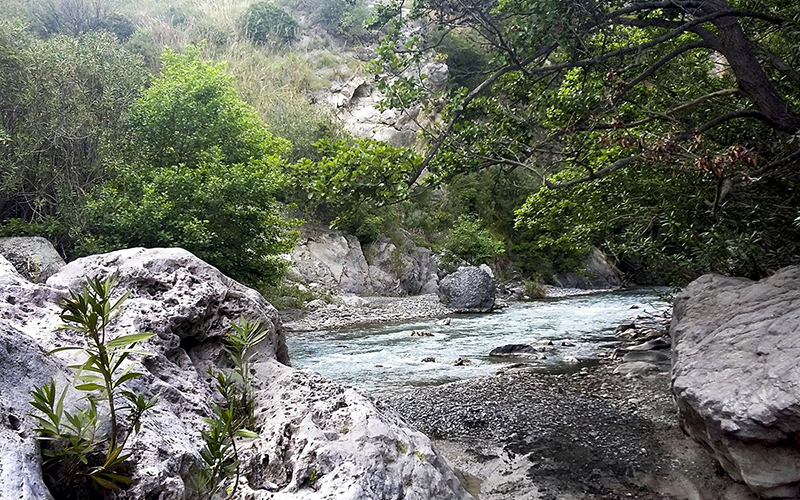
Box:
671, 266, 800, 498
440, 266, 495, 313
0, 248, 470, 500
489, 344, 536, 356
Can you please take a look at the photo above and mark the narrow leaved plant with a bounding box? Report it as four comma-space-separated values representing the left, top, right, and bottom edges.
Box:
30, 272, 157, 495
192, 317, 265, 499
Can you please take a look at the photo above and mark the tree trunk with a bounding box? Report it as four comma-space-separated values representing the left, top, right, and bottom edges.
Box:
704, 0, 800, 133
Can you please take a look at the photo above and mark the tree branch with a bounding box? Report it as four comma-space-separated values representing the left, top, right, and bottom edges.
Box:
545, 155, 642, 189
580, 88, 740, 131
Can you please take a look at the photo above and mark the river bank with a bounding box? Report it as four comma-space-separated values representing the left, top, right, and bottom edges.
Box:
281, 286, 629, 333
283, 290, 756, 500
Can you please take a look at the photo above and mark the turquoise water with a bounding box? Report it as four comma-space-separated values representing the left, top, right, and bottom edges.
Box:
286, 289, 669, 393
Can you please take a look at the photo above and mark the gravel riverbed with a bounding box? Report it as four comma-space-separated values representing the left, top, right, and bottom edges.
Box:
379, 355, 754, 500
281, 293, 450, 332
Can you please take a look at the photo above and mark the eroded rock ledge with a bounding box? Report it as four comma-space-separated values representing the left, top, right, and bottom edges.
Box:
671, 266, 800, 498
0, 247, 470, 500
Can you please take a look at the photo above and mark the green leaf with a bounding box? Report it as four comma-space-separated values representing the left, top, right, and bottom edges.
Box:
46, 346, 84, 355
75, 383, 106, 392
234, 429, 259, 439
106, 333, 155, 349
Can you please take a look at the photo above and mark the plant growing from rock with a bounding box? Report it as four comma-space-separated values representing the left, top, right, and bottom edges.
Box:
29, 273, 157, 496
192, 317, 266, 499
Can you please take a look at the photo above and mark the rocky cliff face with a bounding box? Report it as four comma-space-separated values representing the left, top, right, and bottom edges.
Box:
671, 266, 800, 498
0, 247, 469, 500
288, 226, 440, 297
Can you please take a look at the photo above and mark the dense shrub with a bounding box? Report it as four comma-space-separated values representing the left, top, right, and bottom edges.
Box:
83, 49, 296, 286
241, 2, 298, 46
311, 0, 371, 42
515, 165, 800, 284
284, 138, 419, 240
441, 215, 505, 272
0, 26, 147, 250
29, 0, 135, 39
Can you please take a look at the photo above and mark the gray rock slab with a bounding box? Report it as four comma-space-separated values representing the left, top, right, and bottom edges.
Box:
671, 266, 800, 498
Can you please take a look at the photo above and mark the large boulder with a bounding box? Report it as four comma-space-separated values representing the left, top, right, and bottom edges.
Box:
439, 265, 495, 313
0, 248, 470, 500
365, 236, 440, 296
0, 236, 65, 283
290, 226, 371, 295
671, 266, 800, 498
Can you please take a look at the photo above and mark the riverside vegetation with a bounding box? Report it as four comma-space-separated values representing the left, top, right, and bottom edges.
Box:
0, 1, 798, 497
2, 0, 797, 295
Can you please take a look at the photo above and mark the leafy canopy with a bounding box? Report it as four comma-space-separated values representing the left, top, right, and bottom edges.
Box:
370, 0, 800, 281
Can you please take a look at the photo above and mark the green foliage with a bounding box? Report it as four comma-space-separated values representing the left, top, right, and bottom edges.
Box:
241, 2, 299, 46
432, 29, 491, 89
285, 138, 420, 240
371, 0, 800, 282
523, 278, 546, 299
129, 47, 290, 168
310, 0, 371, 42
261, 278, 322, 309
0, 26, 147, 250
29, 0, 135, 40
83, 49, 297, 286
30, 273, 157, 497
192, 317, 265, 499
84, 153, 296, 286
441, 215, 504, 272
516, 165, 800, 283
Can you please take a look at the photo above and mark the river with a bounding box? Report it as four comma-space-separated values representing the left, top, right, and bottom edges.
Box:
286, 288, 670, 394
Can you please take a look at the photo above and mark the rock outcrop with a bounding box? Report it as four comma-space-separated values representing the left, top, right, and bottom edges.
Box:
439, 265, 495, 313
288, 226, 440, 297
365, 236, 440, 296
323, 59, 449, 148
0, 236, 65, 283
0, 248, 470, 500
671, 266, 800, 498
552, 247, 622, 290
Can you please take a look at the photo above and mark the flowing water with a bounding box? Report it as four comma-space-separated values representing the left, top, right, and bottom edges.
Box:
286, 288, 670, 394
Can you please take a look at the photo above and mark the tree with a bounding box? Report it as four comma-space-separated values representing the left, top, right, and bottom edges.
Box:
84, 49, 296, 286
0, 26, 147, 247
371, 0, 800, 279
284, 138, 421, 240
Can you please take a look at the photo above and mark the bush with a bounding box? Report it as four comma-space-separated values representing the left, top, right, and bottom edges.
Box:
441, 215, 505, 272
29, 0, 136, 39
128, 47, 288, 168
311, 0, 371, 42
284, 138, 420, 235
241, 2, 299, 46
83, 49, 296, 287
30, 274, 156, 497
0, 27, 147, 251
